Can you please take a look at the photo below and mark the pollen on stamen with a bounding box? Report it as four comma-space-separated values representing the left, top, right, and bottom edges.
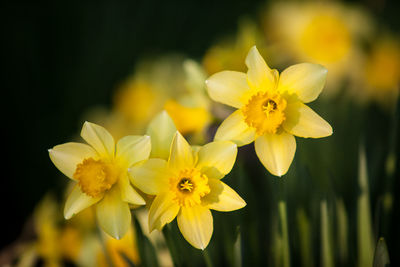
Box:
178, 178, 194, 193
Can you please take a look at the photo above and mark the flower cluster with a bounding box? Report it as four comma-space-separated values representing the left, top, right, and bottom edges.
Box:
48, 46, 332, 250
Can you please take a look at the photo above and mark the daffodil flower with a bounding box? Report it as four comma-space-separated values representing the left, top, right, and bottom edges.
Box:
129, 111, 246, 249
49, 122, 151, 239
206, 46, 332, 176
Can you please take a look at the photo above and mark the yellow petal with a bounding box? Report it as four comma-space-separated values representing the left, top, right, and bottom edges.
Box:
168, 132, 194, 171
64, 185, 101, 219
191, 145, 201, 162
214, 110, 256, 146
96, 186, 131, 239
146, 111, 177, 159
118, 173, 145, 205
283, 101, 333, 138
148, 192, 180, 231
177, 206, 213, 250
116, 135, 151, 168
196, 141, 237, 179
81, 121, 115, 158
49, 142, 97, 179
202, 179, 246, 211
206, 71, 250, 108
278, 63, 327, 103
255, 132, 296, 177
129, 158, 169, 195
245, 46, 277, 90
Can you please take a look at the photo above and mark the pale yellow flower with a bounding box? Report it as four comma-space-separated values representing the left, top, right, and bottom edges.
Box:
129, 111, 246, 249
206, 46, 332, 176
351, 35, 400, 108
49, 121, 150, 239
263, 1, 373, 96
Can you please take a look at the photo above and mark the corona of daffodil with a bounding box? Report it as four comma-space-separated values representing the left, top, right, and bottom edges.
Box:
49, 122, 151, 239
129, 111, 246, 249
206, 46, 332, 176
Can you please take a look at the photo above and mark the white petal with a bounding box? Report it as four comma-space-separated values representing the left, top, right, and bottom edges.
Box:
255, 132, 296, 177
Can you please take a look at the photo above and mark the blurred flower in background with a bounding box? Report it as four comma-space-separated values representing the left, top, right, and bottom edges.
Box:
262, 1, 374, 97
85, 56, 213, 144
350, 34, 400, 109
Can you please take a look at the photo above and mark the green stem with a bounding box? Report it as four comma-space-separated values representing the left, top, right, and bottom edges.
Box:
203, 249, 213, 267
162, 225, 181, 267
279, 201, 291, 267
321, 200, 333, 267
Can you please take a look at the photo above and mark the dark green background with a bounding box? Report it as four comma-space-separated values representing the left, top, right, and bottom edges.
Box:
1, 0, 399, 261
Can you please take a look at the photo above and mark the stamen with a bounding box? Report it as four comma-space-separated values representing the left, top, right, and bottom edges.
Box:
179, 178, 194, 192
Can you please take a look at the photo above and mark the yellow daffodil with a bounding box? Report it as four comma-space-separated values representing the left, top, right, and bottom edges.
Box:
206, 46, 332, 176
263, 1, 373, 96
129, 111, 246, 249
49, 121, 151, 239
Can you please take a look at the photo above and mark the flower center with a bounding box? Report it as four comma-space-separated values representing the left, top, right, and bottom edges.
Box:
170, 169, 210, 207
178, 178, 194, 192
242, 91, 287, 135
73, 158, 119, 198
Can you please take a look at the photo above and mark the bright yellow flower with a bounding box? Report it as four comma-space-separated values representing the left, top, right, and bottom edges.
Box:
129, 111, 246, 249
206, 46, 332, 176
164, 99, 211, 134
49, 121, 151, 239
